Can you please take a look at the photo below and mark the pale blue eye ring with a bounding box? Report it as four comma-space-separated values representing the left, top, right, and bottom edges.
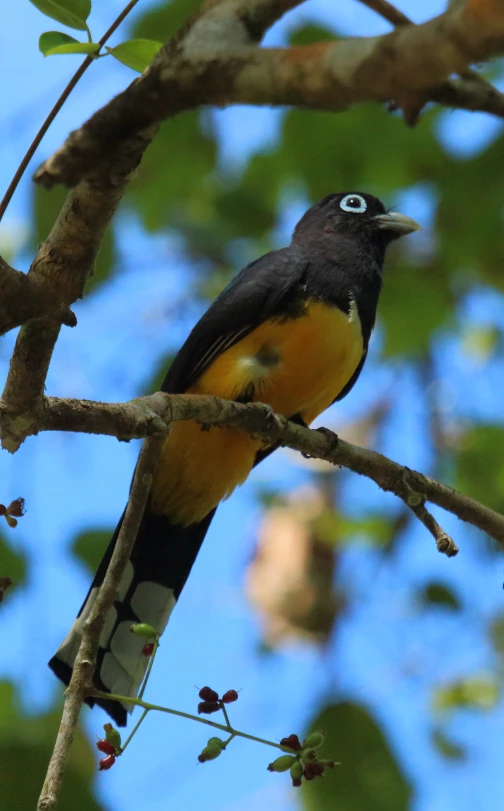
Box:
340, 194, 367, 213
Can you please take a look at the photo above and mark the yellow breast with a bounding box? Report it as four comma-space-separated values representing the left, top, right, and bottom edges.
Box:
150, 301, 363, 525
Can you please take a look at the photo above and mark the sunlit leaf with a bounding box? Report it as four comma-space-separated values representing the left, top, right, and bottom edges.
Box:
461, 326, 500, 364
45, 41, 100, 57
433, 675, 500, 713
106, 40, 162, 73
39, 30, 79, 55
29, 0, 91, 31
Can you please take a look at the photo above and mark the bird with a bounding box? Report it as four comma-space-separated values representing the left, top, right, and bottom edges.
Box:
49, 191, 420, 725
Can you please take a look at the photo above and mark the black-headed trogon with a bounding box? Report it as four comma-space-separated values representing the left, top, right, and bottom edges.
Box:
49, 192, 420, 724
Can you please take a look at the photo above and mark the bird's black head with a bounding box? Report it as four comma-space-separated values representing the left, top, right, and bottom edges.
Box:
292, 192, 421, 246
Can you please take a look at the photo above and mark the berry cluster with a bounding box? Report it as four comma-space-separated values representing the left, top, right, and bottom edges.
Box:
96, 723, 122, 771
196, 686, 239, 763
268, 731, 336, 788
197, 685, 238, 716
0, 497, 25, 528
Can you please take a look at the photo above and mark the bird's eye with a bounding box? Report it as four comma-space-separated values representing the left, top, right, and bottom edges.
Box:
339, 194, 367, 214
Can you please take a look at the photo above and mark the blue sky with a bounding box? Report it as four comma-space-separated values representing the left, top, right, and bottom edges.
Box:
2, 2, 504, 811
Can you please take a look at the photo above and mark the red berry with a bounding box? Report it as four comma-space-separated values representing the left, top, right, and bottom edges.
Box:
303, 762, 324, 780
198, 701, 221, 715
280, 734, 302, 752
96, 739, 115, 756
142, 643, 154, 656
198, 686, 219, 702
99, 755, 116, 771
221, 690, 238, 704
292, 778, 302, 788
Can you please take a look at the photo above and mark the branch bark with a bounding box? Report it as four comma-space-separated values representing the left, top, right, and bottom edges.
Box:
1, 391, 502, 550
0, 257, 77, 336
37, 435, 164, 811
0, 128, 156, 453
33, 0, 504, 189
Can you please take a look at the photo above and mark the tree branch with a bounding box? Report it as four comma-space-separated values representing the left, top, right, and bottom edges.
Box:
33, 0, 504, 189
0, 128, 156, 453
0, 257, 76, 336
37, 435, 164, 811
1, 391, 502, 550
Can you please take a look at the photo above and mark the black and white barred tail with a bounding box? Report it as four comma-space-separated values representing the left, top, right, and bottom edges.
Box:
49, 507, 215, 726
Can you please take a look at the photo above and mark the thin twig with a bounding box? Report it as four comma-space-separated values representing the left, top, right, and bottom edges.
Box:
358, 0, 410, 27
37, 436, 164, 811
0, 0, 141, 223
401, 470, 458, 557
409, 502, 459, 557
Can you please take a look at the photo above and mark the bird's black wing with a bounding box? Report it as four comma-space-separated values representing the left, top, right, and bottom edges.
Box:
161, 246, 308, 394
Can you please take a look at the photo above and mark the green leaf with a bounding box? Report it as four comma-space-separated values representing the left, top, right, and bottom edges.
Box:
126, 113, 217, 232
0, 680, 106, 810
71, 529, 111, 573
45, 41, 100, 57
39, 30, 78, 55
29, 0, 91, 31
379, 261, 453, 357
0, 531, 27, 588
133, 0, 201, 40
455, 425, 504, 514
433, 675, 500, 713
143, 353, 175, 394
431, 728, 466, 761
418, 581, 461, 611
289, 23, 337, 46
106, 39, 162, 73
489, 614, 504, 656
301, 702, 411, 811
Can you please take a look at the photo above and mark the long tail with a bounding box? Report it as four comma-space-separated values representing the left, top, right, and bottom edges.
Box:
49, 506, 216, 726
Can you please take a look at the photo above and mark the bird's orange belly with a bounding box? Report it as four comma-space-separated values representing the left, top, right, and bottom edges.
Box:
150, 301, 363, 525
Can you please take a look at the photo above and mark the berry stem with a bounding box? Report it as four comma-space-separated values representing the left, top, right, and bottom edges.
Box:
119, 708, 150, 755
139, 634, 160, 700
90, 690, 290, 752
220, 702, 232, 731
116, 633, 160, 754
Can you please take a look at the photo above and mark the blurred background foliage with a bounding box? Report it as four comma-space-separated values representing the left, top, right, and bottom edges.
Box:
2, 0, 504, 809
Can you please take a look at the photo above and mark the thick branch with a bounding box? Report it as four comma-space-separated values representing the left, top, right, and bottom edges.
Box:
0, 257, 76, 336
202, 0, 307, 41
0, 128, 156, 453
34, 0, 504, 189
2, 392, 503, 549
37, 436, 164, 811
